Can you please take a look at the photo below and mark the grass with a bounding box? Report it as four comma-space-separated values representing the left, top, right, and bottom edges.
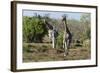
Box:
23, 43, 91, 62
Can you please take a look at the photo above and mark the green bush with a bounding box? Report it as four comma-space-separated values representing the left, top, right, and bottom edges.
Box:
23, 16, 48, 43
56, 32, 63, 49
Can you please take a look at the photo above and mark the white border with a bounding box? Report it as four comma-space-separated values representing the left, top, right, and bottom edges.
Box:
17, 3, 96, 69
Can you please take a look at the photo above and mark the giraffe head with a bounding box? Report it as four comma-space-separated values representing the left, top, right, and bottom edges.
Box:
62, 14, 68, 25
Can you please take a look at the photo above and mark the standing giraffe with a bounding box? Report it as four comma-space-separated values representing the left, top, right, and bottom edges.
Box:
62, 15, 72, 56
43, 19, 58, 48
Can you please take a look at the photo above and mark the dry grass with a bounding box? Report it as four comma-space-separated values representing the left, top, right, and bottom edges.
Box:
23, 43, 91, 62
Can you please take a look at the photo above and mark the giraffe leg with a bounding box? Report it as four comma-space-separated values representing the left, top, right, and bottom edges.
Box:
67, 40, 70, 54
52, 37, 55, 48
64, 39, 70, 56
63, 38, 65, 49
64, 41, 68, 56
63, 43, 65, 49
64, 43, 66, 56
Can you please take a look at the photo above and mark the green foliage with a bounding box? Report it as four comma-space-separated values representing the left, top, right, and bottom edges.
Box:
56, 32, 64, 48
86, 27, 91, 39
23, 13, 91, 48
84, 27, 91, 39
80, 13, 91, 40
80, 13, 90, 25
23, 16, 48, 43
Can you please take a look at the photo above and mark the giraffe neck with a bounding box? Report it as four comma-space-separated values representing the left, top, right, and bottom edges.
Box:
63, 21, 70, 34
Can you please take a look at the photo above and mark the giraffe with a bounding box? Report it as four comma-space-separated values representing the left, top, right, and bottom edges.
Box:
43, 18, 58, 48
62, 16, 72, 56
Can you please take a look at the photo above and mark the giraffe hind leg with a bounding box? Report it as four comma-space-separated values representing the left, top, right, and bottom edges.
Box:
64, 42, 68, 56
64, 40, 70, 56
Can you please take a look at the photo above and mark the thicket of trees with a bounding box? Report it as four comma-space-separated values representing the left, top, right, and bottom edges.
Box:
23, 13, 90, 48
23, 16, 48, 43
80, 13, 91, 40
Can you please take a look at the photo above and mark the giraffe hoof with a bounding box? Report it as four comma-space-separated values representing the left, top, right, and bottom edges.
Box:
64, 54, 66, 56
64, 52, 69, 56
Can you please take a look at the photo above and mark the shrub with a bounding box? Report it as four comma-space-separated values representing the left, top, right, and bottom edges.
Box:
56, 32, 63, 49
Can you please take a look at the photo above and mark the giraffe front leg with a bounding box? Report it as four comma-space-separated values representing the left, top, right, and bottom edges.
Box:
64, 42, 68, 56
52, 37, 55, 48
64, 40, 70, 56
66, 40, 70, 55
63, 39, 65, 48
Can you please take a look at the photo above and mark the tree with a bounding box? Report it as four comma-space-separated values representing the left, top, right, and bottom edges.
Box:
23, 15, 48, 43
80, 13, 90, 25
80, 13, 91, 40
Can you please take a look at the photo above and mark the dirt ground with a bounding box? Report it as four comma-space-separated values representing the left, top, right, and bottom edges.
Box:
23, 43, 91, 62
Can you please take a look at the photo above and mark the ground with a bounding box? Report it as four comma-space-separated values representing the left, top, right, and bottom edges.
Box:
23, 43, 91, 62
